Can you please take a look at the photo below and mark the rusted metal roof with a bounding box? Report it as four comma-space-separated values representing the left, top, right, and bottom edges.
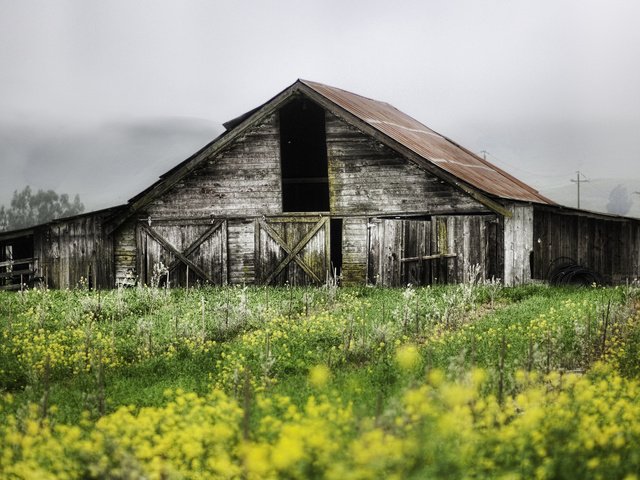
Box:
301, 79, 553, 205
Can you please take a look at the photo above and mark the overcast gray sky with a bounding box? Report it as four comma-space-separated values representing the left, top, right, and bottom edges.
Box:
1, 0, 640, 214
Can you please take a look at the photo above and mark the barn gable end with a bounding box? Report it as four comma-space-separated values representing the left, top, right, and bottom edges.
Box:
139, 96, 490, 221
117, 89, 498, 287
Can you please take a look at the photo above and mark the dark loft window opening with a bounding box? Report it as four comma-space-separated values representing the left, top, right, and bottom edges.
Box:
330, 219, 343, 279
280, 98, 329, 212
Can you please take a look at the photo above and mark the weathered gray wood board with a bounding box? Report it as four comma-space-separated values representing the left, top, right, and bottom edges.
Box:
114, 220, 136, 286
435, 214, 503, 284
368, 219, 403, 286
228, 219, 255, 285
368, 215, 501, 287
39, 214, 113, 289
503, 204, 533, 286
325, 113, 489, 216
136, 219, 227, 287
341, 217, 368, 286
533, 206, 640, 283
368, 218, 433, 286
255, 216, 328, 286
146, 114, 282, 218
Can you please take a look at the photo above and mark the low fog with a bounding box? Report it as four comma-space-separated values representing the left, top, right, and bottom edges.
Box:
1, 1, 639, 215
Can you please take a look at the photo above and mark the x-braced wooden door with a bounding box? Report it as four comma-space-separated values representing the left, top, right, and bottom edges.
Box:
255, 216, 329, 285
137, 219, 227, 287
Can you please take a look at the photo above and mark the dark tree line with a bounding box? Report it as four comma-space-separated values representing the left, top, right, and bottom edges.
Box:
0, 186, 84, 232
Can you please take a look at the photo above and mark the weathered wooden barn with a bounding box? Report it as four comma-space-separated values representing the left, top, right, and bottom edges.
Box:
2, 79, 640, 290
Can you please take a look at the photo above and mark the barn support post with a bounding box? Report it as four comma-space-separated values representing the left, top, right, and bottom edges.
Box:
503, 204, 534, 286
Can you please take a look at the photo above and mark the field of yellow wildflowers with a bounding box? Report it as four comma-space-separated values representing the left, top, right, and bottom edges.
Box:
1, 282, 640, 479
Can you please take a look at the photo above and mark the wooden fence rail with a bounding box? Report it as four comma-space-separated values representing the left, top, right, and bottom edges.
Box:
0, 257, 38, 291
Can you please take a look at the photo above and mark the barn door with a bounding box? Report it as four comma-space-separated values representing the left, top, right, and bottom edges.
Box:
256, 216, 329, 285
368, 218, 434, 286
137, 219, 227, 287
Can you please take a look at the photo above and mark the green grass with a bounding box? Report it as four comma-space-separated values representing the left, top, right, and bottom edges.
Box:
2, 283, 637, 421
2, 283, 640, 478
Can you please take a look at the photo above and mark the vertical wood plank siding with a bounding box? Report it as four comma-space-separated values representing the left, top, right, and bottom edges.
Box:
255, 217, 328, 286
341, 217, 368, 286
325, 113, 487, 215
436, 215, 503, 283
136, 220, 227, 287
367, 215, 501, 286
114, 220, 136, 286
228, 219, 254, 285
36, 214, 113, 289
503, 204, 534, 286
533, 206, 640, 283
134, 107, 494, 287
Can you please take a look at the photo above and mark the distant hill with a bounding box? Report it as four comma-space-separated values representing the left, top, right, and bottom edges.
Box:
540, 178, 640, 219
0, 117, 224, 212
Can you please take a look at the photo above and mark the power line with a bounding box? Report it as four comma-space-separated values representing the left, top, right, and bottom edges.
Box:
570, 171, 590, 209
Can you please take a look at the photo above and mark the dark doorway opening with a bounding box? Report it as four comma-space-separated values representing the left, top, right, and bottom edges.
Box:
280, 98, 330, 212
330, 218, 343, 278
0, 235, 35, 290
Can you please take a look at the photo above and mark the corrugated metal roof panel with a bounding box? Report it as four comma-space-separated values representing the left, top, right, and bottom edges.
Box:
301, 79, 553, 205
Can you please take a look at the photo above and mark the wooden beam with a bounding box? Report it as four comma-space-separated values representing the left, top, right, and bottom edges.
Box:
0, 269, 35, 279
0, 257, 35, 268
139, 211, 500, 222
265, 216, 329, 223
136, 216, 226, 225
167, 220, 223, 273
221, 220, 228, 285
400, 253, 457, 263
259, 218, 324, 284
140, 224, 215, 285
260, 218, 326, 285
0, 229, 35, 242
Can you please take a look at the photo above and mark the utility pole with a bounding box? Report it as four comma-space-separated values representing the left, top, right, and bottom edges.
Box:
570, 171, 590, 209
